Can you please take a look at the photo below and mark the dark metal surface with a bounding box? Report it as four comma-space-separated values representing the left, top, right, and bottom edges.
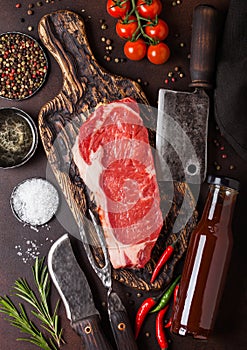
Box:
79, 212, 112, 291
48, 234, 99, 323
157, 88, 209, 184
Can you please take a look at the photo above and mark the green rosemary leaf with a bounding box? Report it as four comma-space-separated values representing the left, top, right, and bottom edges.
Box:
42, 273, 49, 295
0, 296, 19, 319
49, 337, 59, 350
40, 263, 48, 285
58, 328, 63, 341
14, 279, 40, 306
41, 324, 55, 335
45, 283, 51, 300
18, 303, 29, 321
15, 293, 37, 309
34, 256, 41, 285
14, 279, 31, 297
0, 296, 15, 309
31, 310, 48, 324
0, 297, 53, 350
41, 324, 59, 343
54, 315, 58, 333
0, 257, 65, 349
53, 299, 60, 317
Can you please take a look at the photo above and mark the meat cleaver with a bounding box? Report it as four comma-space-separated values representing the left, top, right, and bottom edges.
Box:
48, 234, 113, 350
156, 5, 218, 185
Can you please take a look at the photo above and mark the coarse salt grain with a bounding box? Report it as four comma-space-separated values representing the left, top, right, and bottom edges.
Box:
15, 237, 55, 264
11, 178, 59, 226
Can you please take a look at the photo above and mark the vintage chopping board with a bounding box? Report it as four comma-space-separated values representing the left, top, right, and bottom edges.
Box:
38, 10, 197, 291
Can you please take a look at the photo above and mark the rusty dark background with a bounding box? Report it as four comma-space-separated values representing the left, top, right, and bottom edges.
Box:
0, 1, 247, 350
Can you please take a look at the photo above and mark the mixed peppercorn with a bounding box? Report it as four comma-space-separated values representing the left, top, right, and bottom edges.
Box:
0, 32, 47, 100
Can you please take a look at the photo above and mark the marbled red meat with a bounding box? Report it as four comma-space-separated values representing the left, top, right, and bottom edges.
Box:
72, 98, 163, 268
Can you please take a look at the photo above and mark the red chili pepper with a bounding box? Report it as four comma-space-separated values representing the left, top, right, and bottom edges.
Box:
164, 318, 172, 329
173, 283, 179, 301
150, 243, 175, 284
165, 283, 179, 329
134, 297, 156, 339
156, 305, 169, 350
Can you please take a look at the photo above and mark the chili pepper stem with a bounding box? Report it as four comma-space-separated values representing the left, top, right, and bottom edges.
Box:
150, 275, 181, 313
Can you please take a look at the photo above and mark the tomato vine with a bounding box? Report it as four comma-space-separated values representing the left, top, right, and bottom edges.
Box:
106, 0, 170, 64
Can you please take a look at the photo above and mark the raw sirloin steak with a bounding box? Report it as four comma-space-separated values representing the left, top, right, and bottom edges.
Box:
72, 98, 163, 269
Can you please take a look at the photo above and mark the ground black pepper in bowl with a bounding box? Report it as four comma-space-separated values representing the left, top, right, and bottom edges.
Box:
0, 32, 48, 100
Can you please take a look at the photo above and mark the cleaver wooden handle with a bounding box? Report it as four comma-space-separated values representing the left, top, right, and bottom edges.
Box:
72, 315, 114, 350
108, 292, 138, 350
189, 5, 218, 89
109, 308, 139, 350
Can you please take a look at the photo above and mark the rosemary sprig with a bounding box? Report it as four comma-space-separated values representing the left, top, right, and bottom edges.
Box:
14, 257, 64, 347
0, 257, 64, 350
0, 296, 53, 350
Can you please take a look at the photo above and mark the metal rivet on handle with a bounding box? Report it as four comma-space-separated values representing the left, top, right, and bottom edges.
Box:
118, 322, 126, 331
84, 326, 92, 334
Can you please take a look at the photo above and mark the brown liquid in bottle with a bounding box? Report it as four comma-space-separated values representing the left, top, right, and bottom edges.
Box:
171, 176, 239, 339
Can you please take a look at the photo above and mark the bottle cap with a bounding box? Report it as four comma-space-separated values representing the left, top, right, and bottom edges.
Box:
207, 175, 240, 191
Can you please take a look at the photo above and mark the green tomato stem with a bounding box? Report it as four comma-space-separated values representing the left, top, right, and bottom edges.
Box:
129, 0, 156, 44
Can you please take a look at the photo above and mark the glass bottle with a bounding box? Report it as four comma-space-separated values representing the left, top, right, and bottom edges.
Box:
171, 175, 239, 339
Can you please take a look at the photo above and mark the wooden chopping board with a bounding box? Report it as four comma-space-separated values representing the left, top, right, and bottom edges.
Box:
38, 10, 197, 291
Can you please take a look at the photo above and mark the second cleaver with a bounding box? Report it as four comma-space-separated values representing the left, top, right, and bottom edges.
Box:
48, 234, 114, 350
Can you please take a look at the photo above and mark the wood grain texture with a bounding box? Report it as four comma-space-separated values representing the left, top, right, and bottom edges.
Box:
72, 315, 113, 350
107, 291, 138, 350
38, 10, 197, 291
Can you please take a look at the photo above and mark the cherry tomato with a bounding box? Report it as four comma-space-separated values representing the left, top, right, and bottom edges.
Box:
107, 0, 131, 18
124, 39, 147, 61
147, 42, 170, 64
144, 19, 169, 41
137, 0, 162, 19
116, 16, 138, 39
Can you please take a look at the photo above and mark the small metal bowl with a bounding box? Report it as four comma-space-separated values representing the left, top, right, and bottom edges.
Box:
10, 177, 60, 226
0, 107, 38, 169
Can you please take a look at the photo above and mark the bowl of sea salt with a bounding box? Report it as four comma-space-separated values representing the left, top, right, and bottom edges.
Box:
10, 177, 59, 227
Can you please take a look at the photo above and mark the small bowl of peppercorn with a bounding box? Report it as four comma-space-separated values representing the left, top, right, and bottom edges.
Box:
0, 107, 38, 169
0, 32, 48, 100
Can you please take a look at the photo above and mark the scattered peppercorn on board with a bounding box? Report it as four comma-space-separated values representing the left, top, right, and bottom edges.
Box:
37, 10, 197, 291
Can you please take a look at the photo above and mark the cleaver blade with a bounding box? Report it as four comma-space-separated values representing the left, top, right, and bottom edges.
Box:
156, 5, 218, 184
48, 234, 113, 350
